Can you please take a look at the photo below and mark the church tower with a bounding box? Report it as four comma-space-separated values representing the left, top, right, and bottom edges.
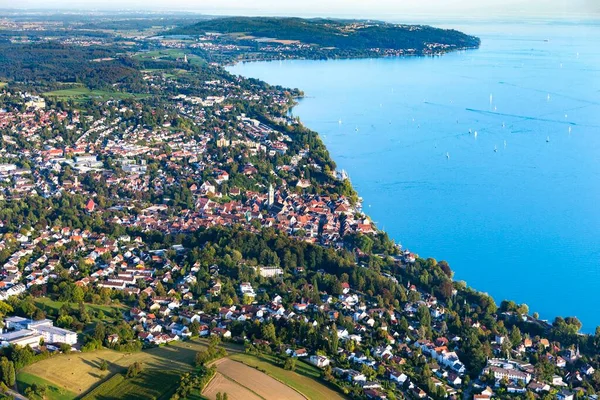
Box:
268, 184, 274, 207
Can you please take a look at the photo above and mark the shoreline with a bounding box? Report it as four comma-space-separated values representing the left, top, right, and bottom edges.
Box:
220, 44, 481, 68
224, 54, 595, 334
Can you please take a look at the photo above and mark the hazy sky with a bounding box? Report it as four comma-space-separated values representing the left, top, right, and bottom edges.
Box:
5, 0, 600, 19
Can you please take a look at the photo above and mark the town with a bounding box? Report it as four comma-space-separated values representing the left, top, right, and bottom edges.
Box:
0, 11, 596, 400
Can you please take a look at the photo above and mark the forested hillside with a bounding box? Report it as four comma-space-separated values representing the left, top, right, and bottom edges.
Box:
171, 17, 481, 51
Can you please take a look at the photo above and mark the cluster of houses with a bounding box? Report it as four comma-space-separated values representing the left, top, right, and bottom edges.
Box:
0, 77, 377, 247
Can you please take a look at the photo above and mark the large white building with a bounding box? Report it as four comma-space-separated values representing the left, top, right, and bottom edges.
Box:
0, 329, 43, 348
0, 164, 17, 174
4, 317, 78, 346
254, 266, 283, 278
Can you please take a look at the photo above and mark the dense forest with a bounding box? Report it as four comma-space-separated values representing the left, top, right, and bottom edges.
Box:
0, 43, 142, 89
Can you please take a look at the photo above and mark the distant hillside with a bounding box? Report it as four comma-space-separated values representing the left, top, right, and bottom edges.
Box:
169, 16, 480, 52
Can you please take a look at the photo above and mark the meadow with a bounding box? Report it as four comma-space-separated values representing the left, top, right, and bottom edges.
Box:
81, 370, 182, 400
43, 86, 148, 101
18, 340, 208, 398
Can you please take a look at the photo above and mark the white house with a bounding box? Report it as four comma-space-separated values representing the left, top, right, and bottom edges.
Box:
390, 370, 408, 385
309, 355, 331, 368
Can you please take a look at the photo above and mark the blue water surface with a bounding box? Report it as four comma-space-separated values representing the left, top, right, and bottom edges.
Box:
228, 21, 600, 331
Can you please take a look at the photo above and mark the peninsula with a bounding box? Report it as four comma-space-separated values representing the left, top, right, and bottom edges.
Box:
168, 16, 481, 62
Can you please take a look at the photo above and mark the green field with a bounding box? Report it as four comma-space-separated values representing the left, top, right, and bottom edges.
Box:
43, 86, 148, 101
81, 370, 181, 400
34, 297, 127, 323
16, 371, 77, 400
20, 340, 209, 396
229, 353, 347, 400
184, 390, 208, 400
134, 49, 206, 66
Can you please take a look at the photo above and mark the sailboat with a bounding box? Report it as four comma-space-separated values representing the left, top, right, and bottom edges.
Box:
489, 93, 493, 104
338, 119, 342, 124
474, 131, 478, 138
494, 145, 498, 153
504, 140, 507, 148
546, 136, 550, 143
568, 126, 572, 134
446, 152, 450, 159
355, 126, 359, 132
469, 128, 472, 134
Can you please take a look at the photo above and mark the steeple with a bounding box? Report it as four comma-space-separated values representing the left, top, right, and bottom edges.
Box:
268, 184, 274, 207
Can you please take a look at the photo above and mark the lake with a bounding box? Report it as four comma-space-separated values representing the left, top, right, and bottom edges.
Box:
228, 20, 600, 331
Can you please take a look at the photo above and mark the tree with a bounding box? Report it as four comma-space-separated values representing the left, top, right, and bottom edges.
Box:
510, 327, 522, 347
261, 322, 277, 343
284, 357, 296, 371
155, 282, 167, 296
417, 305, 431, 328
94, 321, 107, 342
72, 286, 85, 302
25, 383, 47, 398
0, 358, 15, 387
190, 321, 200, 336
59, 343, 72, 354
100, 359, 109, 371
0, 301, 13, 321
126, 362, 143, 378
329, 326, 339, 353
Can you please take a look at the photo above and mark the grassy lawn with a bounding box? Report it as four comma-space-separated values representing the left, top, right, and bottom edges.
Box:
229, 353, 347, 400
20, 340, 208, 396
34, 297, 127, 322
80, 373, 124, 400
185, 390, 208, 400
81, 370, 181, 400
43, 86, 148, 101
134, 49, 206, 66
17, 371, 77, 400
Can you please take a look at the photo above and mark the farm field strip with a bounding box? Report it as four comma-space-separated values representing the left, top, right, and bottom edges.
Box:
209, 358, 305, 400
202, 372, 264, 400
229, 354, 347, 400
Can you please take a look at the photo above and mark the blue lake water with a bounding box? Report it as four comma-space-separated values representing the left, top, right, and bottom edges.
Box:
228, 21, 600, 331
